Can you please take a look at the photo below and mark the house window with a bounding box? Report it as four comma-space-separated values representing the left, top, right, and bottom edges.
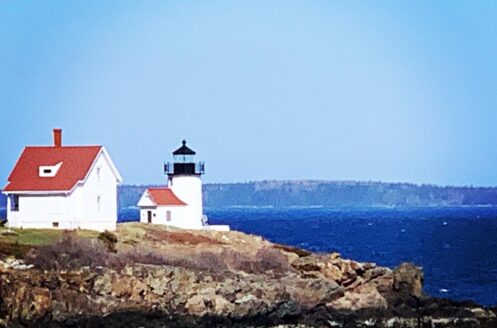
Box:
39, 162, 63, 177
96, 167, 101, 182
10, 195, 19, 212
52, 222, 59, 228
97, 195, 101, 211
166, 210, 172, 222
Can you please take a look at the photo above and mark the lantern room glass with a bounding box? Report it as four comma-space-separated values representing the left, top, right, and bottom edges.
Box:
174, 154, 194, 163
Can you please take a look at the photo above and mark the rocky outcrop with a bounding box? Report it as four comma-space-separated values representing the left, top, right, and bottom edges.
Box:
0, 223, 495, 327
393, 262, 423, 299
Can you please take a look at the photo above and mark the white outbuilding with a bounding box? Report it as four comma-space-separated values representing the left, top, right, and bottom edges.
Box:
2, 129, 122, 231
137, 140, 229, 231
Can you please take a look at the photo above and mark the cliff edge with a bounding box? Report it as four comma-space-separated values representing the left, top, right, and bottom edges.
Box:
0, 223, 495, 327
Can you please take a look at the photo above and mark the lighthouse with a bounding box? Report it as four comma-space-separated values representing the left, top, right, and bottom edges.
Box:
137, 140, 229, 231
164, 140, 205, 229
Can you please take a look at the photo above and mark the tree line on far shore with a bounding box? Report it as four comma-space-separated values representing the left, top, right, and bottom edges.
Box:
117, 180, 497, 209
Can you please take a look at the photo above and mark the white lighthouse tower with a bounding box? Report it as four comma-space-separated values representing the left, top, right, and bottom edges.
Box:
165, 140, 205, 229
138, 140, 229, 231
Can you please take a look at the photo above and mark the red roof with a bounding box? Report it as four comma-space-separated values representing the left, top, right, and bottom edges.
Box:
147, 188, 186, 206
4, 146, 102, 192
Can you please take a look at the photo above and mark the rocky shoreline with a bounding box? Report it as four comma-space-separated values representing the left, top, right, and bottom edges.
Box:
0, 223, 496, 327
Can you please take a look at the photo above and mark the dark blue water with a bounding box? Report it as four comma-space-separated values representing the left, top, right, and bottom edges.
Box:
203, 207, 497, 306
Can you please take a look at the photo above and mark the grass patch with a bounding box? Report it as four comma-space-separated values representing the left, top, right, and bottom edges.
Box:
0, 227, 99, 246
0, 228, 62, 245
116, 222, 148, 239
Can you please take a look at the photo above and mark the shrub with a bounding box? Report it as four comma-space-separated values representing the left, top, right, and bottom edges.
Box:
222, 247, 293, 275
25, 233, 110, 270
222, 249, 254, 272
253, 247, 292, 274
114, 248, 228, 273
98, 230, 118, 253
0, 241, 31, 259
107, 249, 164, 271
192, 251, 228, 272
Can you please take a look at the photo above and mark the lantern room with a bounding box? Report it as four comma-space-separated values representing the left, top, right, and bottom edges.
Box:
164, 140, 205, 176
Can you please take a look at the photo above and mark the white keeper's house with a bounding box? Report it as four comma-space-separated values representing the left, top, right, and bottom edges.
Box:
2, 129, 122, 231
137, 140, 229, 231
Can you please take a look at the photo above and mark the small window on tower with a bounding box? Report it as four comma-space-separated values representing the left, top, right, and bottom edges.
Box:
97, 195, 101, 211
166, 211, 172, 222
96, 167, 101, 182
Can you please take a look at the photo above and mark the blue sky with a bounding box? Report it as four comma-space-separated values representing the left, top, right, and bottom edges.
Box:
1, 1, 497, 186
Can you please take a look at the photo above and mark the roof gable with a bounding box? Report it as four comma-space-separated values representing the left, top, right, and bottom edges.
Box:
89, 147, 123, 184
4, 146, 103, 192
147, 188, 187, 206
137, 190, 156, 207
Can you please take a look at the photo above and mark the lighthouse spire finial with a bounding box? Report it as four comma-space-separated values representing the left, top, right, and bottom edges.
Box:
173, 140, 196, 156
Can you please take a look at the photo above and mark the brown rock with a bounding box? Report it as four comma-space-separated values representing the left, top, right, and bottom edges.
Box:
340, 260, 356, 275
130, 279, 147, 302
147, 276, 169, 296
169, 268, 196, 294
471, 307, 491, 318
93, 273, 113, 296
344, 276, 364, 290
393, 262, 423, 298
291, 256, 323, 272
233, 294, 266, 317
371, 274, 394, 295
111, 275, 133, 298
12, 283, 29, 320
349, 261, 364, 274
284, 277, 343, 308
362, 262, 377, 270
339, 260, 358, 285
185, 294, 208, 316
272, 244, 311, 257
321, 262, 343, 281
212, 295, 235, 316
280, 250, 300, 264
364, 267, 390, 282
51, 289, 97, 321
143, 291, 162, 305
31, 287, 51, 317
11, 283, 52, 322
329, 284, 387, 311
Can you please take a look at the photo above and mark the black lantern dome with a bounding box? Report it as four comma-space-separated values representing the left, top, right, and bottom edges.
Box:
165, 140, 204, 176
173, 140, 196, 156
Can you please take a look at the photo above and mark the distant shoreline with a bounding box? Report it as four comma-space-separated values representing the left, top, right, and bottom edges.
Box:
118, 180, 497, 209
3, 179, 497, 209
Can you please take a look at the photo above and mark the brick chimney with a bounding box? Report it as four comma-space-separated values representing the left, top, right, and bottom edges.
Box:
53, 128, 62, 147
